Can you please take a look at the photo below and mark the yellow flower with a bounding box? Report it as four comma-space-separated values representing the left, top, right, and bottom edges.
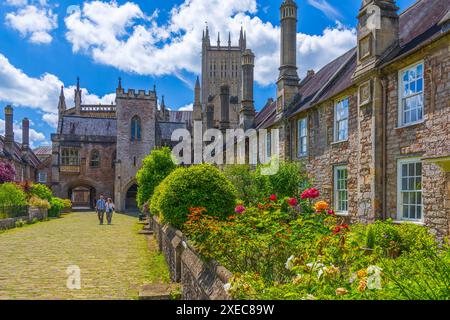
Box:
357, 269, 367, 278
314, 201, 329, 212
335, 288, 348, 296
292, 275, 303, 285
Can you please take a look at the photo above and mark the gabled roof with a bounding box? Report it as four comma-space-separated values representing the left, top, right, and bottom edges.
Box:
255, 99, 277, 129
61, 116, 117, 137
0, 136, 40, 167
169, 111, 192, 127
33, 146, 52, 156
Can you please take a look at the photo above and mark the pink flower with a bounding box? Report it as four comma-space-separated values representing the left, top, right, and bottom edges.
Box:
269, 194, 277, 202
235, 205, 245, 214
300, 188, 320, 199
327, 210, 336, 216
288, 197, 298, 207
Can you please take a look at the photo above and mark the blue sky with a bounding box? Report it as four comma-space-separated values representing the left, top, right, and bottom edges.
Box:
0, 0, 416, 147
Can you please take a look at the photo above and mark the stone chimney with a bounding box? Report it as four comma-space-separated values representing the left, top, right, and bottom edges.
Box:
353, 0, 399, 80
219, 84, 230, 131
240, 49, 256, 131
4, 105, 14, 153
22, 118, 29, 150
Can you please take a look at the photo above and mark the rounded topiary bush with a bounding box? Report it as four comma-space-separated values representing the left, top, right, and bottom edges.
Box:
155, 164, 237, 229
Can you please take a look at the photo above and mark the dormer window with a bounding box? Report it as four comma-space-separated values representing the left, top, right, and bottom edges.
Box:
359, 34, 372, 61
399, 62, 424, 126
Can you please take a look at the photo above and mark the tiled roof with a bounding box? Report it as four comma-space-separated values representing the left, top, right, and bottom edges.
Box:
33, 146, 52, 155
169, 111, 193, 127
61, 116, 117, 136
0, 136, 40, 167
255, 99, 277, 129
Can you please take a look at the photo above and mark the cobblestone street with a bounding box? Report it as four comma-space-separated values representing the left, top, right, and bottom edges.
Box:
0, 212, 169, 300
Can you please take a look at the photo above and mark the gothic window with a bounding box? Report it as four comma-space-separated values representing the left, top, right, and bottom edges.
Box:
334, 98, 349, 142
61, 148, 80, 166
399, 62, 424, 126
90, 149, 100, 168
131, 116, 142, 141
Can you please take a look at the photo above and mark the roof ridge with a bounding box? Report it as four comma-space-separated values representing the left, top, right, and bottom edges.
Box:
399, 0, 422, 17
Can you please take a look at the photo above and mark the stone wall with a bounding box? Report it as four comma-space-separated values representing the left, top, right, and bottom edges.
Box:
151, 216, 232, 300
0, 207, 48, 231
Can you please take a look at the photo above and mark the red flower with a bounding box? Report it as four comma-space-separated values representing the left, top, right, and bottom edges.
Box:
327, 210, 335, 215
288, 197, 298, 207
269, 194, 277, 201
333, 224, 350, 235
300, 188, 320, 199
235, 205, 245, 214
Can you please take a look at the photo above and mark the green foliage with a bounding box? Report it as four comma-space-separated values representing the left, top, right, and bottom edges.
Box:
183, 191, 449, 300
155, 164, 237, 229
15, 219, 26, 228
62, 199, 72, 211
0, 182, 27, 206
30, 184, 52, 202
223, 162, 309, 205
136, 147, 176, 209
48, 197, 64, 217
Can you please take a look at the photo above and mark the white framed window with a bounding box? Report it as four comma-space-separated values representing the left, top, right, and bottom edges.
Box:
334, 98, 349, 142
399, 62, 424, 126
334, 166, 348, 214
397, 158, 423, 222
297, 117, 308, 157
38, 172, 47, 183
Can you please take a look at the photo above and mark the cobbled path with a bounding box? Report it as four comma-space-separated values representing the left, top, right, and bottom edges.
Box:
0, 212, 169, 300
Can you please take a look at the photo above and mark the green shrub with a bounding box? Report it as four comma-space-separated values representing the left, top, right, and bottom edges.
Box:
156, 164, 237, 229
0, 183, 27, 206
15, 219, 26, 228
136, 147, 176, 209
30, 184, 52, 202
223, 162, 309, 205
29, 196, 51, 209
48, 197, 64, 217
62, 199, 72, 211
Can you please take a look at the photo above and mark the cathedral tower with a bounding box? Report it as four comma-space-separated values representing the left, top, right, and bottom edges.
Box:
276, 0, 300, 117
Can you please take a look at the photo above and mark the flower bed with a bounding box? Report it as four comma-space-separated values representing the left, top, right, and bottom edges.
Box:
183, 189, 450, 300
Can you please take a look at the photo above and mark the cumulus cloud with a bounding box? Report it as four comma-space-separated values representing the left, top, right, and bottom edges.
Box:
0, 53, 115, 128
178, 103, 193, 111
64, 0, 356, 86
5, 5, 58, 44
0, 118, 46, 148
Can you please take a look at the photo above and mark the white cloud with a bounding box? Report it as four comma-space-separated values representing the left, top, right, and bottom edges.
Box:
5, 5, 58, 44
178, 103, 193, 111
5, 0, 29, 6
307, 0, 342, 20
0, 52, 115, 128
64, 0, 355, 87
0, 118, 46, 148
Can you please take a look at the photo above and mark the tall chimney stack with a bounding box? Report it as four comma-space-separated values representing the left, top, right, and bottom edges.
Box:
22, 118, 29, 150
4, 105, 14, 153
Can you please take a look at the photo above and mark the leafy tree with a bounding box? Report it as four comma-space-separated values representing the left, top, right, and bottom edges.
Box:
136, 147, 176, 208
0, 161, 15, 183
0, 182, 27, 206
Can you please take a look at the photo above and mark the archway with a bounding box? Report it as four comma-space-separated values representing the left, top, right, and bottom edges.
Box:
69, 186, 96, 210
125, 184, 138, 211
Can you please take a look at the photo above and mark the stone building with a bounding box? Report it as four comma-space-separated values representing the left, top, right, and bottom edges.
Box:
0, 106, 40, 183
255, 0, 449, 237
33, 146, 52, 188
195, 26, 255, 130
51, 79, 191, 212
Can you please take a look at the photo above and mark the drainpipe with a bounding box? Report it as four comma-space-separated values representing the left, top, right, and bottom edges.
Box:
380, 76, 388, 221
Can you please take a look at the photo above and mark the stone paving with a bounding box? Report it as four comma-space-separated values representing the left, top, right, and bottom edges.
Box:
0, 212, 169, 300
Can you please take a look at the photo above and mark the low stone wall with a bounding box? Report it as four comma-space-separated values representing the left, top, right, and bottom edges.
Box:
0, 207, 48, 231
151, 216, 232, 300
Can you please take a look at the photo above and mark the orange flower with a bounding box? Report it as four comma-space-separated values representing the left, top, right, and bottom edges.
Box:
358, 279, 367, 292
314, 201, 329, 212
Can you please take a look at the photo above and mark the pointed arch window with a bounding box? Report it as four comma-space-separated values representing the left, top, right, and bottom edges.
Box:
131, 116, 142, 141
90, 149, 100, 168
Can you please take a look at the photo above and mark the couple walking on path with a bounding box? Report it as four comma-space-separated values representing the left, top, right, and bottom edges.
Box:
96, 195, 115, 225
